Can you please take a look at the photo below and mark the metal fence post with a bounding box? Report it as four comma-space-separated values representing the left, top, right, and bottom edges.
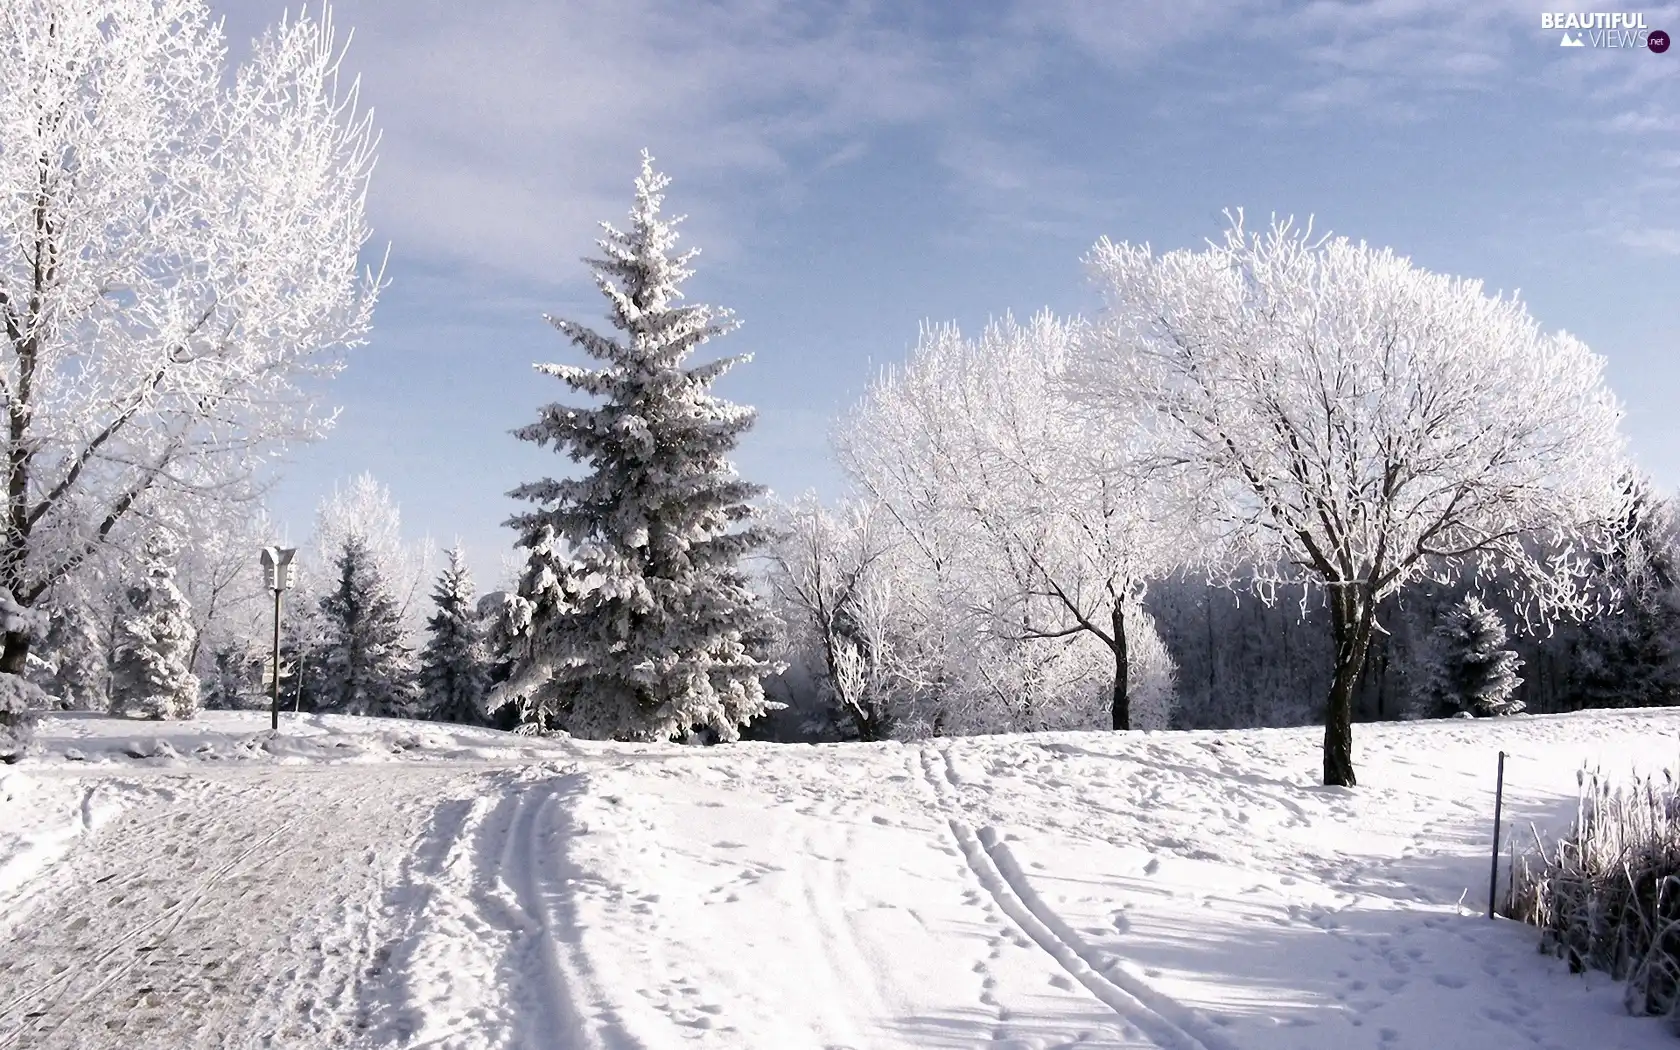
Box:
1488, 750, 1506, 920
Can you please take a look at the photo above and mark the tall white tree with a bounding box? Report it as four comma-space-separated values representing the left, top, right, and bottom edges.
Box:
498, 153, 779, 742
1075, 214, 1627, 785
840, 312, 1183, 731
765, 495, 911, 741
0, 1, 381, 676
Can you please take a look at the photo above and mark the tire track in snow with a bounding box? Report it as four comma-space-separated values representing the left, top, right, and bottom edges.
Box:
919, 744, 1243, 1050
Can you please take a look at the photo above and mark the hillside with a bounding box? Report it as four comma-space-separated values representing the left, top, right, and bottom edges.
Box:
2, 709, 1677, 1049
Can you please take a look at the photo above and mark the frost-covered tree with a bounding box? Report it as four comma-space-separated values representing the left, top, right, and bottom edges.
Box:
841, 312, 1184, 731
201, 640, 262, 710
1417, 596, 1524, 717
1076, 214, 1626, 785
765, 496, 910, 741
0, 2, 382, 677
110, 533, 200, 720
1567, 476, 1680, 709
312, 474, 434, 643
498, 153, 779, 742
35, 598, 108, 710
418, 546, 488, 725
176, 504, 274, 683
317, 535, 415, 718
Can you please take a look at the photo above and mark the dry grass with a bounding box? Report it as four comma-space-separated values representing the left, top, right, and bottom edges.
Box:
1507, 766, 1680, 1024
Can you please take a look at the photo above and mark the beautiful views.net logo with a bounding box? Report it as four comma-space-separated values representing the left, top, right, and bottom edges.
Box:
1540, 12, 1671, 51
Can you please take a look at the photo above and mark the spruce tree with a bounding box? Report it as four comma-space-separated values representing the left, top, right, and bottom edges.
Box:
110, 534, 202, 720
1420, 596, 1525, 717
202, 642, 262, 710
418, 547, 489, 725
318, 535, 417, 718
36, 600, 109, 711
501, 153, 779, 742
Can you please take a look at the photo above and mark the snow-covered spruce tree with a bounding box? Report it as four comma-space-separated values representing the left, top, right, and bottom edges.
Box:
1418, 596, 1524, 717
278, 597, 329, 713
35, 598, 109, 710
0, 3, 381, 677
1076, 214, 1626, 785
317, 535, 416, 718
499, 154, 780, 742
418, 547, 489, 725
110, 533, 201, 720
201, 641, 262, 710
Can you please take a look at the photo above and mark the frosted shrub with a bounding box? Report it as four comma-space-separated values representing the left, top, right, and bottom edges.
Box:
1507, 766, 1680, 1024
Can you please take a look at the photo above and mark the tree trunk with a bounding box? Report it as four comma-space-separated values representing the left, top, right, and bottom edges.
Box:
1110, 603, 1130, 731
1323, 582, 1375, 787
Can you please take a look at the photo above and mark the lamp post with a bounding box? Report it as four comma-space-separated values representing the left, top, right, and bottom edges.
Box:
260, 546, 297, 731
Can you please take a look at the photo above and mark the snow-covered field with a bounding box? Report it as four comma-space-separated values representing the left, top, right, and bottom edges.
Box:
2, 709, 1678, 1049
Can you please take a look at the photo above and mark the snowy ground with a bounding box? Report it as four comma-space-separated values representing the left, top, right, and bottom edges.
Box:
2, 709, 1679, 1049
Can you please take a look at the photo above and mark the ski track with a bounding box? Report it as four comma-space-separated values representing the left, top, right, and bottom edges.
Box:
919, 744, 1240, 1050
361, 766, 641, 1050
0, 767, 461, 1049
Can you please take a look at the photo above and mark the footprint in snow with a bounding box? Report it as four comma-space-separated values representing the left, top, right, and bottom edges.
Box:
1143, 857, 1161, 876
1433, 973, 1468, 989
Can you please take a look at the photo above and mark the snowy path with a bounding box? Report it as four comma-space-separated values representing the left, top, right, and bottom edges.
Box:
0, 765, 476, 1049
4, 710, 1680, 1048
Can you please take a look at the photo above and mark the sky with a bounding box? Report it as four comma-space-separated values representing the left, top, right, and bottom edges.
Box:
215, 0, 1680, 586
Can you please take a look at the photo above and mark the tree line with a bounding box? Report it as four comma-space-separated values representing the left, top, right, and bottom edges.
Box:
1, 1, 1665, 789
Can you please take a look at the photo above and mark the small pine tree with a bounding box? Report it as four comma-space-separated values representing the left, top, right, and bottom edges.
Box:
1419, 596, 1525, 718
202, 642, 263, 710
35, 600, 109, 711
318, 535, 417, 718
110, 534, 202, 720
418, 547, 489, 725
500, 153, 780, 742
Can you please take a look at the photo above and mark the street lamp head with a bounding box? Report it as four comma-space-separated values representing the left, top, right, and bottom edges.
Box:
260, 546, 298, 592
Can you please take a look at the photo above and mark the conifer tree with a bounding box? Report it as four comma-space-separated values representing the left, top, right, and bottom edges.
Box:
500, 154, 780, 742
418, 547, 489, 724
110, 534, 201, 720
36, 600, 109, 711
1419, 596, 1525, 718
202, 642, 262, 710
318, 535, 417, 717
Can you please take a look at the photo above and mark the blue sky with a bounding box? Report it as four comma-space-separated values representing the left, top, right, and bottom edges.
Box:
220, 0, 1680, 584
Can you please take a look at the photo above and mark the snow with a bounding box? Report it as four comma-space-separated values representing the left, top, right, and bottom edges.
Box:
3, 709, 1679, 1048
